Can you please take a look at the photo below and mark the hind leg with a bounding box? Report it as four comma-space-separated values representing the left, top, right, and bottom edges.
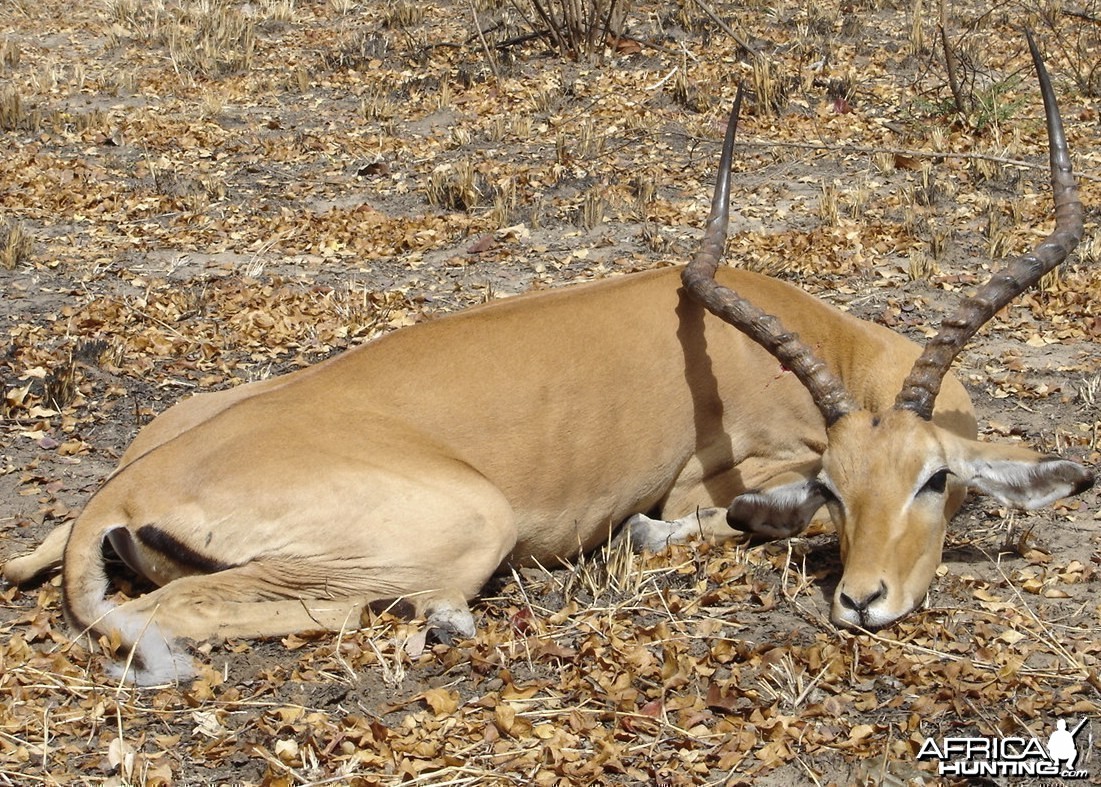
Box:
101, 566, 475, 641
91, 560, 499, 685
88, 478, 518, 683
100, 493, 515, 638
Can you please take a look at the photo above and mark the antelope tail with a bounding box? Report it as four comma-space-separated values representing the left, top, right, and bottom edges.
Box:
60, 506, 193, 686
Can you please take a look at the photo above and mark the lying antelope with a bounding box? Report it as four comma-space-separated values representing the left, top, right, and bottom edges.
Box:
3, 36, 1092, 685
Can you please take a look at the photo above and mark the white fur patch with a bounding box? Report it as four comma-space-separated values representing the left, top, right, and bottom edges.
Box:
619, 513, 696, 552
100, 607, 195, 686
426, 605, 476, 640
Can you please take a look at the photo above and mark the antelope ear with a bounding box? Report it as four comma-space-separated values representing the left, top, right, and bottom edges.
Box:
727, 477, 829, 539
949, 441, 1094, 509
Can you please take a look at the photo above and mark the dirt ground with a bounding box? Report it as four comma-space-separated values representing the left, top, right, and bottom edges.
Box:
1, 0, 1100, 785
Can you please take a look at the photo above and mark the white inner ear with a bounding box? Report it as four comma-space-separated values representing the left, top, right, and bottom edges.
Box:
959, 457, 1091, 510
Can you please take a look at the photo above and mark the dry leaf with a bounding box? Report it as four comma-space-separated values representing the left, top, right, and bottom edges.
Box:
422, 687, 460, 715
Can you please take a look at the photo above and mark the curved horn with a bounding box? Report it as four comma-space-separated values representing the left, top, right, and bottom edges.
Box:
682, 86, 859, 426
894, 31, 1084, 419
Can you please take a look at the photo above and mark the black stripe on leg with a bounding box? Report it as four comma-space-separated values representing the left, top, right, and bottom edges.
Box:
136, 525, 236, 574
367, 598, 417, 620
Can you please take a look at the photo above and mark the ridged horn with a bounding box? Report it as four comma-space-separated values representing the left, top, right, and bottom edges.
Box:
682, 86, 859, 427
894, 31, 1084, 419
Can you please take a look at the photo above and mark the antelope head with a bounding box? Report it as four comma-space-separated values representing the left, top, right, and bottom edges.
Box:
684, 34, 1094, 630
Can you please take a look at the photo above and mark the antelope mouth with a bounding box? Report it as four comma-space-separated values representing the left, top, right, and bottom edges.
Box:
830, 581, 915, 631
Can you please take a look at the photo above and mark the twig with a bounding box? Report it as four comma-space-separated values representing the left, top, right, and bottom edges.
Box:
41, 704, 50, 774
251, 745, 309, 785
645, 66, 679, 91
466, 0, 501, 82
685, 0, 759, 58
940, 24, 965, 115
330, 605, 361, 683
979, 545, 1087, 673
793, 751, 825, 787
859, 623, 1091, 682
491, 30, 545, 51
0, 767, 50, 784
596, 0, 619, 64
1065, 7, 1101, 24
528, 0, 565, 54
703, 135, 1101, 182
939, 0, 966, 116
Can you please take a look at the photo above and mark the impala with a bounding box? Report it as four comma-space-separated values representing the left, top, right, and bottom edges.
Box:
3, 35, 1092, 685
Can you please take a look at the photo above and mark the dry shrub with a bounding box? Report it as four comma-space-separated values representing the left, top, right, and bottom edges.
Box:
107, 0, 256, 79
1, 220, 33, 269
477, 0, 629, 60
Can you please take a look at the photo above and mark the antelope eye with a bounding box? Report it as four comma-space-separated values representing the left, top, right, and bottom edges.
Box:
920, 468, 950, 495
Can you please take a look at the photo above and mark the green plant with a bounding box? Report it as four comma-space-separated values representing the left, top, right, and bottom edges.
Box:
913, 75, 1025, 132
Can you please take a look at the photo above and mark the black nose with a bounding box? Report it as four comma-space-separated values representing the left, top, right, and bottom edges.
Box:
839, 581, 887, 612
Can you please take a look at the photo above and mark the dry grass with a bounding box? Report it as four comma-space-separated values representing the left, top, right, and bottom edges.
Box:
0, 220, 33, 269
